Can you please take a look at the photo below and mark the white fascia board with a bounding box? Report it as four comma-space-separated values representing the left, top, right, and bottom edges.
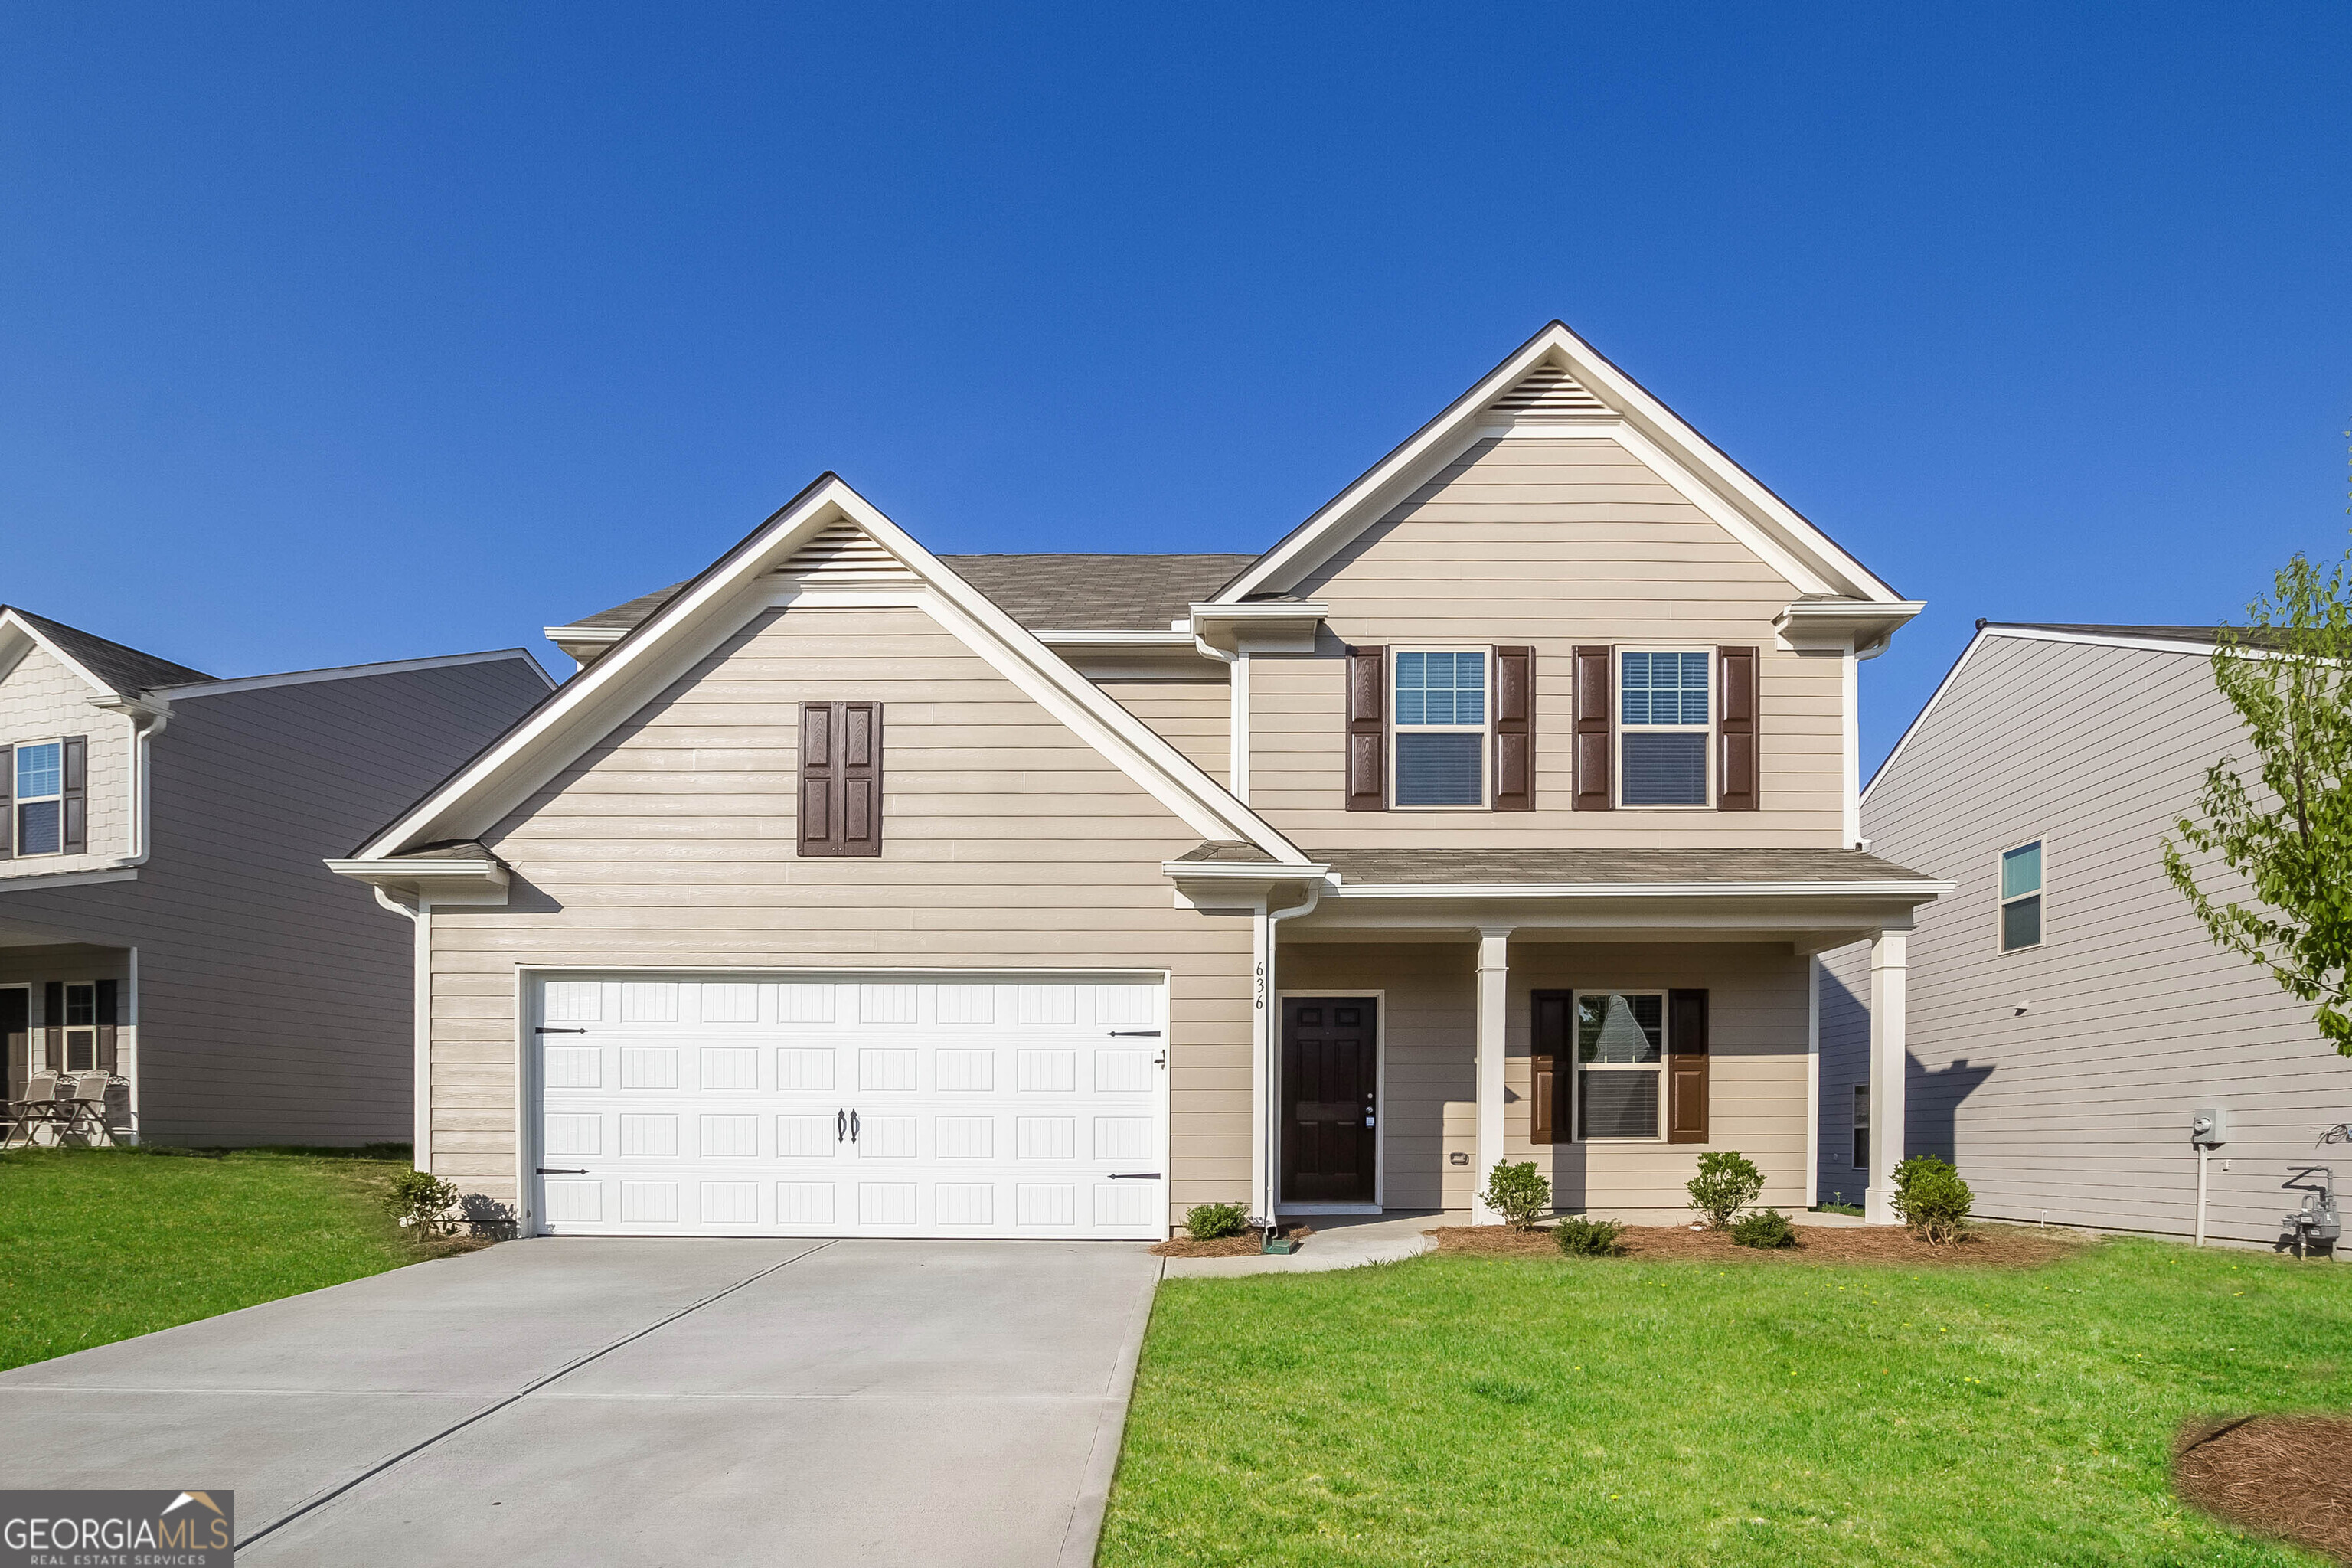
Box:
0, 609, 126, 699
544, 625, 626, 645
1775, 598, 1928, 655
349, 476, 1310, 867
0, 865, 140, 893
1160, 859, 1331, 880
1034, 629, 1201, 648
324, 856, 508, 884
1323, 879, 1951, 900
1212, 322, 1905, 606
151, 648, 554, 699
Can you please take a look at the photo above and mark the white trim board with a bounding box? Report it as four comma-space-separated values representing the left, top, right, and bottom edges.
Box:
150, 648, 553, 700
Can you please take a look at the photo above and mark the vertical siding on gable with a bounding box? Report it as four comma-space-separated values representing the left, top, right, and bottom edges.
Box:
0, 643, 135, 870
1821, 634, 2352, 1243
1253, 438, 1847, 848
432, 608, 1253, 1220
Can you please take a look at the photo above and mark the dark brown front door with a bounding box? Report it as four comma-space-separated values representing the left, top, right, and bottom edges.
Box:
1282, 997, 1377, 1204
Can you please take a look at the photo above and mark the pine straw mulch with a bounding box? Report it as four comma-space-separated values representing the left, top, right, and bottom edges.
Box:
2175, 1415, 2352, 1563
1149, 1224, 1315, 1258
1429, 1220, 2085, 1269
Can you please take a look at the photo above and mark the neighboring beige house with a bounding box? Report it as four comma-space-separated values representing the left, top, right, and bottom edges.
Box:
1, 606, 552, 1145
1819, 622, 2352, 1245
332, 322, 1946, 1240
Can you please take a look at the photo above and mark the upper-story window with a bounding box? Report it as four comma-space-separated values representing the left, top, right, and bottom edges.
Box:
1391, 649, 1488, 808
13, 741, 64, 856
1999, 839, 2043, 952
1618, 650, 1711, 807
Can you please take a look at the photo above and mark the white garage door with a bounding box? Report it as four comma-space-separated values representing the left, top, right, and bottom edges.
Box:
529, 974, 1168, 1239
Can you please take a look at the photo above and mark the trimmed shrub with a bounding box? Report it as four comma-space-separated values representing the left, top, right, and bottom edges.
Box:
1892, 1156, 1975, 1245
1554, 1217, 1627, 1257
1730, 1207, 1798, 1249
1480, 1161, 1553, 1230
1183, 1201, 1251, 1240
1686, 1149, 1766, 1230
383, 1169, 460, 1237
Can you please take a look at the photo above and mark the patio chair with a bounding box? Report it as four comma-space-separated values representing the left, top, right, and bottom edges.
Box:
3, 1071, 65, 1148
59, 1071, 118, 1145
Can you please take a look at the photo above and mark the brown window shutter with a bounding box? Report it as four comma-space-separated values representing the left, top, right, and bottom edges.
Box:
42, 981, 62, 1071
1493, 647, 1533, 812
0, 743, 11, 859
1666, 988, 1709, 1143
839, 702, 882, 856
1572, 646, 1613, 811
60, 736, 86, 852
1344, 646, 1386, 811
800, 703, 883, 858
1717, 648, 1758, 812
1530, 989, 1572, 1143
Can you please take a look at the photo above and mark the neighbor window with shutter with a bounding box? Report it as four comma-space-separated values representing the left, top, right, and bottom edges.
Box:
1998, 838, 2043, 952
1390, 649, 1489, 808
799, 703, 883, 858
9, 739, 84, 857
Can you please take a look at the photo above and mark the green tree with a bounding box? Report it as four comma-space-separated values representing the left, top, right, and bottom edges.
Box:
2164, 544, 2352, 1054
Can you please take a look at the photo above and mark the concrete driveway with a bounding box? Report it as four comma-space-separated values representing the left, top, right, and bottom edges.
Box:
0, 1238, 1161, 1566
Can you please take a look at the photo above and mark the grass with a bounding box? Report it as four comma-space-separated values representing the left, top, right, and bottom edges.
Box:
1100, 1233, 2352, 1566
0, 1143, 451, 1371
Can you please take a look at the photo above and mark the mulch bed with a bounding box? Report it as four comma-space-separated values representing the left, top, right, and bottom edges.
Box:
1429, 1221, 2084, 1269
2175, 1415, 2352, 1563
1149, 1224, 1315, 1258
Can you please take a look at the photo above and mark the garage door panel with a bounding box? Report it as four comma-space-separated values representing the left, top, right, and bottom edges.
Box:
534, 975, 1166, 1239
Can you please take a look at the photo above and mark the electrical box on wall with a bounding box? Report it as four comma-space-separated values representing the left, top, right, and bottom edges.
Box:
2190, 1108, 2228, 1147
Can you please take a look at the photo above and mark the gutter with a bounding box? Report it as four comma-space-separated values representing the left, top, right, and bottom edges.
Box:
87, 694, 171, 871
1320, 877, 1953, 900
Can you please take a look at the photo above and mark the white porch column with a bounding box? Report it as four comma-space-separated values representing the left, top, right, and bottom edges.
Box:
1863, 928, 1909, 1224
1472, 926, 1512, 1224
1250, 900, 1276, 1226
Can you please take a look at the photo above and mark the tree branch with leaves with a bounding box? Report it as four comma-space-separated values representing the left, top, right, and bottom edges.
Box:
2164, 546, 2352, 1055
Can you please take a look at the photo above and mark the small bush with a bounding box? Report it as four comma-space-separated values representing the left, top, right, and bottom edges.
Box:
1686, 1150, 1766, 1230
1892, 1156, 1975, 1244
1183, 1201, 1251, 1240
1554, 1217, 1627, 1257
1730, 1207, 1798, 1249
1480, 1161, 1553, 1230
383, 1169, 460, 1237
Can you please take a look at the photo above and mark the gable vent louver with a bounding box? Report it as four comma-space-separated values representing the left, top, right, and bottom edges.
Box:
769, 522, 918, 584
1490, 363, 1609, 417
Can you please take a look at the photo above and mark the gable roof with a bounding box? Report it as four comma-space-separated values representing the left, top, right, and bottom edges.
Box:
561, 553, 1257, 641
1207, 320, 1908, 606
349, 475, 1310, 865
0, 606, 212, 696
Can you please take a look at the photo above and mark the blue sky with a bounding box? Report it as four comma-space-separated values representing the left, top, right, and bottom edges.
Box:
2, 4, 2345, 773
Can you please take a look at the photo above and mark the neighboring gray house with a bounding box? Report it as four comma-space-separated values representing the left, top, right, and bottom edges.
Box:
2, 606, 552, 1146
1818, 622, 2352, 1245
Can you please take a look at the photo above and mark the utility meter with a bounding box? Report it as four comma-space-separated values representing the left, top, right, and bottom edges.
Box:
2190, 1108, 2228, 1148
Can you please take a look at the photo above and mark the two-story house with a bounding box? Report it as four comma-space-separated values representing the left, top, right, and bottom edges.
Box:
329, 322, 1946, 1238
2, 606, 552, 1145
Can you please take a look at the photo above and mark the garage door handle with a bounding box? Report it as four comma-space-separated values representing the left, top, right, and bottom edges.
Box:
1108, 1172, 1161, 1180
535, 1027, 587, 1034
837, 1109, 848, 1143
850, 1109, 860, 1142
1108, 1030, 1160, 1037
537, 1167, 587, 1175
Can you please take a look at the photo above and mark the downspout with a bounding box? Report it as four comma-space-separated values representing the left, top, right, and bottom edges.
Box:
1252, 875, 1324, 1234
1191, 631, 1250, 802
90, 697, 169, 870
373, 886, 433, 1174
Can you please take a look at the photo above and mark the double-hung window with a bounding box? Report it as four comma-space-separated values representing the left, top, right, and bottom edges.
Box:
1391, 649, 1488, 807
1575, 990, 1663, 1141
1999, 839, 2043, 952
1618, 650, 1710, 807
60, 982, 97, 1072
14, 742, 64, 856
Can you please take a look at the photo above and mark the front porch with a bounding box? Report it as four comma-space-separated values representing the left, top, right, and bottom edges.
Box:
1168, 844, 1949, 1231
2, 939, 138, 1144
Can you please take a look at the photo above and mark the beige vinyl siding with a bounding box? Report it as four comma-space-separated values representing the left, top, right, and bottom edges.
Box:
1255, 437, 1847, 847
1281, 939, 1811, 1220
431, 607, 1252, 1221
0, 656, 551, 1145
1101, 679, 1230, 788
1822, 632, 2352, 1244
0, 642, 135, 870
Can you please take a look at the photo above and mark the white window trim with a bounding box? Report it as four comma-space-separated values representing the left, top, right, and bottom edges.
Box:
1615, 647, 1714, 811
57, 980, 99, 1073
1388, 646, 1491, 812
1997, 836, 2047, 955
1572, 988, 1668, 1144
12, 738, 65, 858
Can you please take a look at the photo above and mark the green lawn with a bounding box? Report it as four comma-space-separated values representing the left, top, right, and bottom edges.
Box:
0, 1144, 443, 1371
1102, 1235, 2350, 1566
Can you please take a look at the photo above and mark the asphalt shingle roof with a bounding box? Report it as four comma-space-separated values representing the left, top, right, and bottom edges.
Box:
6, 608, 213, 695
